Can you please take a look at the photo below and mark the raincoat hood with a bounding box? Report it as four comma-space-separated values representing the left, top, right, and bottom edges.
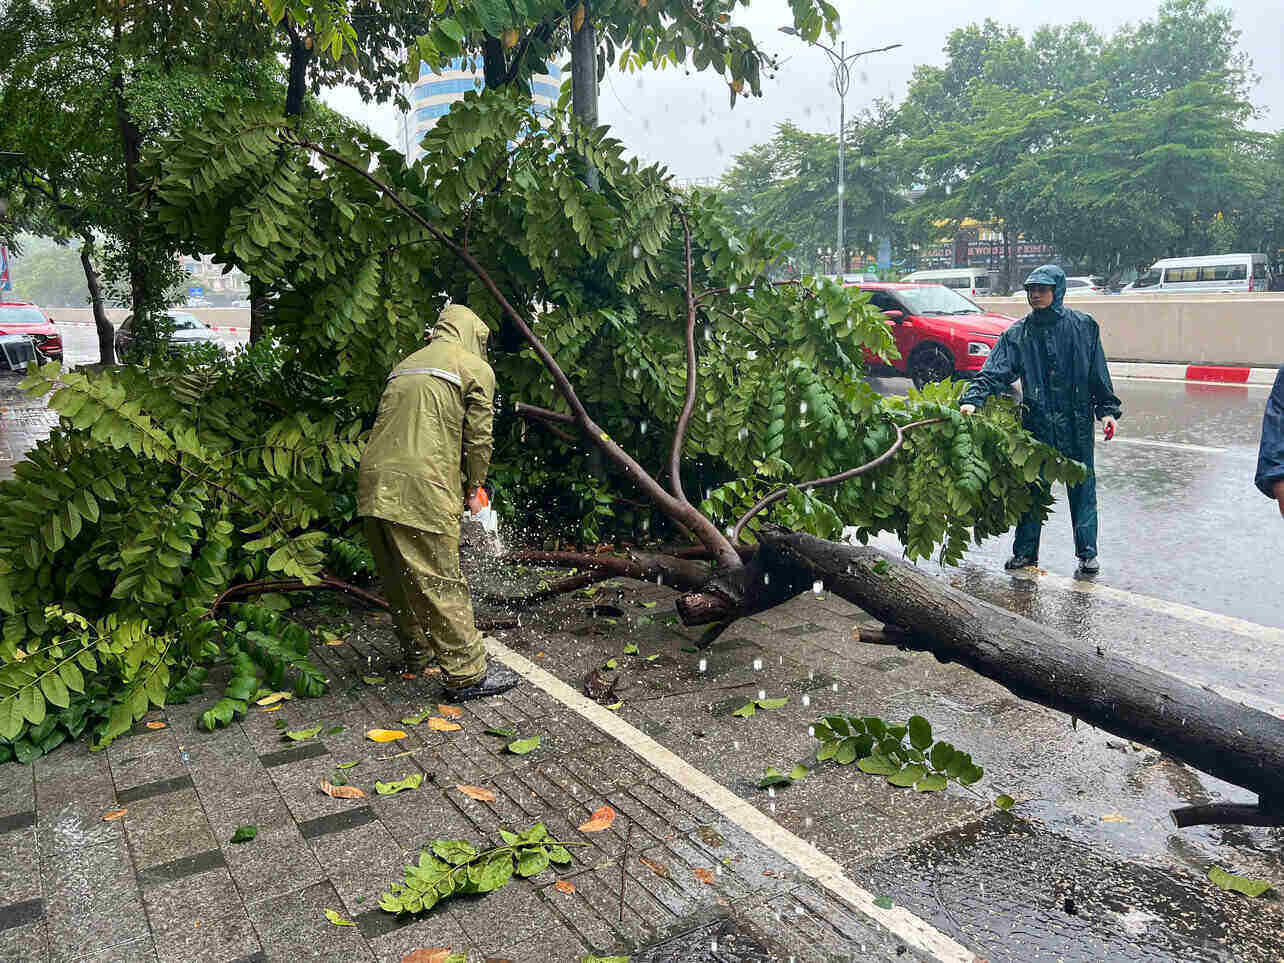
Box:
431, 305, 490, 359
1023, 264, 1067, 321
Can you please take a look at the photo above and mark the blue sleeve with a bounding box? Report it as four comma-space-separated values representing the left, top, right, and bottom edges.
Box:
960, 328, 1021, 409
1087, 320, 1122, 420
1255, 365, 1284, 498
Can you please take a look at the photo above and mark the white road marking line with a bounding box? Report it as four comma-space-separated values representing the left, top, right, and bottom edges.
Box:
486, 639, 980, 963
1108, 437, 1228, 455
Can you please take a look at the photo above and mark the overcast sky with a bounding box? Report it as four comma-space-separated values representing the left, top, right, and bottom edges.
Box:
323, 0, 1282, 182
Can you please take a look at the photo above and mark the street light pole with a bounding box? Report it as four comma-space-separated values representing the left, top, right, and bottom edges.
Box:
780, 31, 900, 277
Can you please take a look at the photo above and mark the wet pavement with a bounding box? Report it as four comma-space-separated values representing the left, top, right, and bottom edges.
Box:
0, 331, 1279, 961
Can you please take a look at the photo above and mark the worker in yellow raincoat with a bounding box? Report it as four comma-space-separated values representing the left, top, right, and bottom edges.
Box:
358, 304, 520, 700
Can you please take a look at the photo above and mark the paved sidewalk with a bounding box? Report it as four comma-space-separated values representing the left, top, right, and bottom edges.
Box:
0, 594, 946, 963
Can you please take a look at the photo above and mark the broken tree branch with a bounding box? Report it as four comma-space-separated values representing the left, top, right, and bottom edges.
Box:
670, 211, 699, 507
731, 417, 947, 541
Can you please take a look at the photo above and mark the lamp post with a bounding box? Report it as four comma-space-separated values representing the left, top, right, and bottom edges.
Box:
781, 30, 900, 278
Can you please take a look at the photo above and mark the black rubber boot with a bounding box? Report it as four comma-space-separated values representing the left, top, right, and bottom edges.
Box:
1004, 555, 1038, 570
1076, 556, 1100, 576
443, 664, 521, 702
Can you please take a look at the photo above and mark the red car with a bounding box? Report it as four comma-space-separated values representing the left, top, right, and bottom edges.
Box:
0, 301, 63, 360
847, 282, 1015, 388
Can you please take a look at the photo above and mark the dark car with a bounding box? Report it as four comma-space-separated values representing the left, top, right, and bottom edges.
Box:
0, 301, 63, 360
115, 309, 224, 362
848, 282, 1017, 388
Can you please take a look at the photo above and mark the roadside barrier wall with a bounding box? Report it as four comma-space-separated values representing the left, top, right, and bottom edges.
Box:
975, 294, 1284, 367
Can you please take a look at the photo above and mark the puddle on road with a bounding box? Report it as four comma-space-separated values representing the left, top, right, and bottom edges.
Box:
0, 372, 58, 480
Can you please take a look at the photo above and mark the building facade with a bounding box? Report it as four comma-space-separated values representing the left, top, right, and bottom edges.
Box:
398, 58, 562, 163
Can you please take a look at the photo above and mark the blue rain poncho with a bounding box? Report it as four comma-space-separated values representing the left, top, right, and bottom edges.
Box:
1255, 365, 1284, 499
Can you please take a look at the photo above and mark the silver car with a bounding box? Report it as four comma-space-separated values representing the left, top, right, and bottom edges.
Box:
115, 310, 225, 362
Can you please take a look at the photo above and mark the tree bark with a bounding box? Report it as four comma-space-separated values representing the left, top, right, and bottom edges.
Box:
718, 525, 1284, 806
112, 23, 147, 326
248, 276, 269, 345
284, 27, 312, 119
80, 237, 114, 365
570, 9, 600, 190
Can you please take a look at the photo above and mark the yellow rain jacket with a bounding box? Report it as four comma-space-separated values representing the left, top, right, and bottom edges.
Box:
358, 305, 495, 534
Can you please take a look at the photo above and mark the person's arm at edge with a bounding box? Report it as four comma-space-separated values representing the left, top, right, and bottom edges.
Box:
462, 363, 495, 506
960, 328, 1020, 414
1254, 365, 1284, 514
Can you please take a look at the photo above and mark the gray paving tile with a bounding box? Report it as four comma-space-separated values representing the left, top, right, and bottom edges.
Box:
42, 837, 145, 963
257, 742, 329, 769
0, 897, 44, 933
298, 806, 377, 841
474, 918, 590, 961
120, 789, 217, 872
107, 731, 188, 796
32, 743, 109, 789
245, 881, 373, 961
114, 776, 193, 806
306, 821, 405, 918
221, 824, 325, 905
141, 866, 243, 944
136, 850, 226, 890
0, 827, 40, 907
447, 877, 551, 948
35, 776, 122, 856
68, 936, 157, 962
0, 765, 34, 821
0, 917, 48, 963
362, 908, 470, 963
0, 812, 35, 836
151, 907, 260, 963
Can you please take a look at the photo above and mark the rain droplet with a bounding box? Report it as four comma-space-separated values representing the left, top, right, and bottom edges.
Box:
639, 421, 647, 434
738, 428, 748, 441
753, 657, 762, 670
812, 580, 824, 595
630, 367, 639, 379
804, 817, 813, 828
808, 725, 815, 737
705, 411, 712, 422
632, 244, 640, 258
728, 283, 738, 294
802, 694, 811, 707
758, 689, 766, 700
703, 327, 712, 341
763, 573, 770, 585
799, 401, 808, 415
698, 658, 707, 673
767, 787, 775, 798
746, 350, 757, 360
831, 682, 839, 691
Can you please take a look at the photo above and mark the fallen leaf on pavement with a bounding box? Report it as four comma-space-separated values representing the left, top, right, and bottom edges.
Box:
366, 728, 408, 742
693, 868, 715, 885
320, 780, 366, 799
578, 805, 616, 832
456, 785, 496, 802
505, 735, 541, 754
255, 691, 292, 706
400, 950, 457, 963
362, 675, 386, 685
230, 825, 258, 843
326, 638, 345, 646
437, 704, 464, 719
1101, 814, 1129, 823
103, 809, 127, 821
375, 773, 424, 795
285, 724, 323, 741
336, 761, 360, 770
1208, 866, 1275, 897
400, 672, 418, 680
263, 704, 283, 712
427, 717, 461, 732
145, 721, 167, 730
553, 880, 576, 894
324, 908, 355, 927
639, 856, 670, 879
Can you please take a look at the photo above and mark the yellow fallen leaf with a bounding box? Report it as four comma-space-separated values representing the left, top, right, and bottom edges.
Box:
639, 856, 670, 879
255, 691, 293, 707
437, 704, 464, 719
366, 728, 408, 742
103, 809, 127, 821
578, 804, 616, 832
427, 717, 461, 732
145, 721, 167, 730
326, 638, 345, 646
456, 784, 495, 802
263, 704, 283, 712
320, 780, 366, 799
554, 879, 576, 894
1101, 813, 1129, 823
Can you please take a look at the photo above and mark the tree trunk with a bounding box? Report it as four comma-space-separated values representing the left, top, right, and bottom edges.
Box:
79, 238, 114, 365
284, 28, 312, 119
248, 276, 269, 345
112, 25, 147, 326
571, 9, 600, 191
482, 35, 508, 90
699, 525, 1284, 808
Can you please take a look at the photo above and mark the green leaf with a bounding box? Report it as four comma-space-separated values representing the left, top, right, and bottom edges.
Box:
856, 753, 899, 776
757, 766, 793, 789
873, 895, 894, 910
483, 727, 517, 738
40, 673, 70, 709
506, 735, 541, 755
1207, 866, 1274, 897
285, 724, 323, 741
731, 702, 756, 718
516, 847, 550, 878
432, 839, 478, 865
834, 737, 859, 765
324, 908, 356, 926
788, 764, 809, 781
362, 675, 385, 685
817, 739, 840, 762
906, 715, 933, 751
375, 773, 424, 795
603, 659, 618, 669
336, 761, 359, 770
914, 772, 948, 792
994, 794, 1015, 811
623, 643, 639, 655
822, 715, 850, 736
888, 764, 926, 788
230, 825, 258, 844
929, 741, 956, 772
756, 697, 788, 710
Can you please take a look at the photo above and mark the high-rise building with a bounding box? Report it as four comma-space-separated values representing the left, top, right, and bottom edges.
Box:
398, 58, 562, 163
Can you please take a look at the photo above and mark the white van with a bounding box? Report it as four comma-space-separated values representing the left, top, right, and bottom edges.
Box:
900, 267, 997, 299
1122, 253, 1272, 294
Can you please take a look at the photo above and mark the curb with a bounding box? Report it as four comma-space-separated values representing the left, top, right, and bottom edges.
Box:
53, 320, 250, 333
1109, 361, 1277, 385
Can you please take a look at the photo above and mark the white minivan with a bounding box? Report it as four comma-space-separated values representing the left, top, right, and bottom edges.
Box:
899, 267, 997, 299
1122, 253, 1272, 294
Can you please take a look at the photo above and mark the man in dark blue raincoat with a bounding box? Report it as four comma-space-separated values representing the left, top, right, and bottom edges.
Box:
1256, 365, 1284, 516
960, 265, 1122, 575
